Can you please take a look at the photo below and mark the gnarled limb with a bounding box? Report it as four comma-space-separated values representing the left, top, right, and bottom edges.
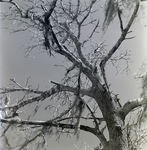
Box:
119, 98, 146, 119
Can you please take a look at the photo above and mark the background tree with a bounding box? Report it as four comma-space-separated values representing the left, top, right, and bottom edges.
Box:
0, 0, 147, 150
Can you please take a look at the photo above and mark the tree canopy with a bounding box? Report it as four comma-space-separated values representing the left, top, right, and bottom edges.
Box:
0, 0, 147, 150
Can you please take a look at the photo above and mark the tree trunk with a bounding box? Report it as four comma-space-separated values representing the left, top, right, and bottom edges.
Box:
109, 120, 128, 150
92, 86, 128, 150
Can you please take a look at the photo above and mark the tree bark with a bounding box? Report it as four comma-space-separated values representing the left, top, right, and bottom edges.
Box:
91, 85, 128, 150
109, 120, 128, 150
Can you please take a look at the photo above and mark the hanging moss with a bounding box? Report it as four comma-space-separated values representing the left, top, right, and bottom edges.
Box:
103, 0, 137, 32
103, 0, 118, 31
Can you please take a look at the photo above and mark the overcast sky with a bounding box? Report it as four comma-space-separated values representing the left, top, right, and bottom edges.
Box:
1, 1, 147, 150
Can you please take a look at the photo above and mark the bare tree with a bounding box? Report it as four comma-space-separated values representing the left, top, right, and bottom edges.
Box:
0, 0, 147, 150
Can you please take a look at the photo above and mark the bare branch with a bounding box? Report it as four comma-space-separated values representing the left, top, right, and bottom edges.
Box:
117, 8, 123, 32
60, 22, 94, 72
0, 87, 43, 94
0, 0, 45, 25
54, 116, 104, 123
55, 45, 97, 83
0, 118, 98, 137
0, 84, 91, 111
0, 0, 22, 16
100, 1, 140, 90
17, 130, 43, 150
78, 0, 97, 27
89, 20, 100, 39
119, 98, 146, 119
86, 103, 108, 148
44, 0, 57, 20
